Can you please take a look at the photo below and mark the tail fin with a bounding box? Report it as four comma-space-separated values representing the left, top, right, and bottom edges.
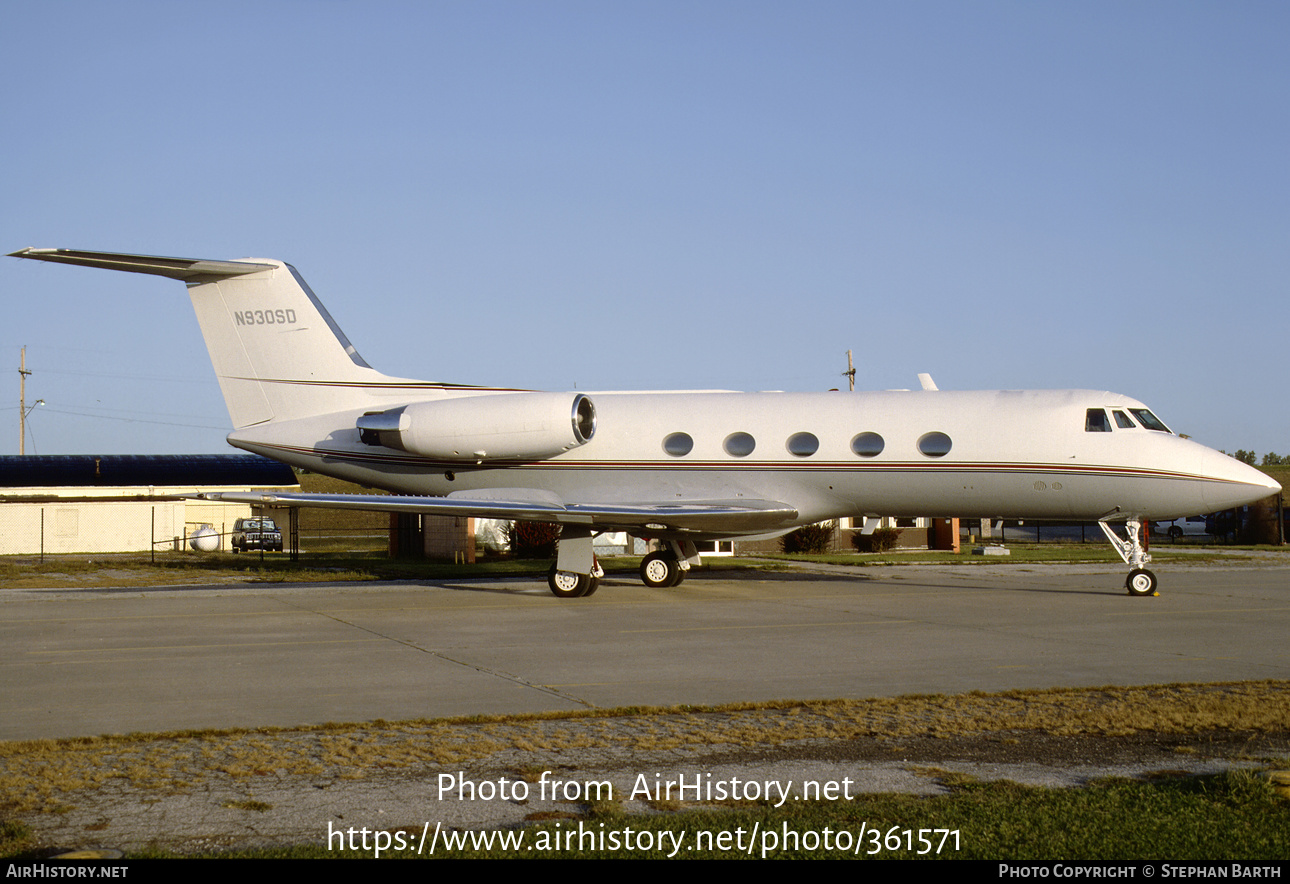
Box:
9, 248, 428, 428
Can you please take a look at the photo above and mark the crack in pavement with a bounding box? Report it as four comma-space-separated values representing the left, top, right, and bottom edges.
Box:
267, 592, 596, 708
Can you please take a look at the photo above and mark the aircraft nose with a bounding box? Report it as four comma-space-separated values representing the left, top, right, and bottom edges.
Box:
1201, 450, 1282, 511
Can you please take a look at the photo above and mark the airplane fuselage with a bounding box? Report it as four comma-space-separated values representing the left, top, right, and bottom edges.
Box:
228, 387, 1272, 538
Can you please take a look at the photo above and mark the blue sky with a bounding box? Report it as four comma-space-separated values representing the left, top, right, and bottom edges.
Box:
3, 1, 1287, 456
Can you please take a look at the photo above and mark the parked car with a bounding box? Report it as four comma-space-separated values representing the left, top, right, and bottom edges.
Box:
231, 518, 283, 552
1153, 515, 1210, 539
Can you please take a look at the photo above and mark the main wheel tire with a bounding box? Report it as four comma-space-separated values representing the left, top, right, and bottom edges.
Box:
548, 566, 592, 598
1168, 526, 1182, 540
670, 565, 687, 587
1126, 568, 1158, 596
581, 557, 602, 596
640, 552, 678, 588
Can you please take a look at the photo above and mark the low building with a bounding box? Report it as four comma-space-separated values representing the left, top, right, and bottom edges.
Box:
0, 455, 299, 555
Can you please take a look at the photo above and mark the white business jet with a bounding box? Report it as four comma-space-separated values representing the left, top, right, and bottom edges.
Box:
10, 248, 1279, 598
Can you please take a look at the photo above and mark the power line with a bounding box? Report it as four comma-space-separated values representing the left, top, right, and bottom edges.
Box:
35, 406, 228, 431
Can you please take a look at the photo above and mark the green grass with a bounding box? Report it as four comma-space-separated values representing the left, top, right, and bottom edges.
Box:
0, 550, 788, 589
759, 542, 1289, 567
2, 539, 1282, 589
1256, 463, 1290, 491
0, 821, 32, 858
41, 553, 597, 583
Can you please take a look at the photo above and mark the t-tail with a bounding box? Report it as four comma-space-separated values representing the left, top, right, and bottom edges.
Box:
8, 248, 440, 428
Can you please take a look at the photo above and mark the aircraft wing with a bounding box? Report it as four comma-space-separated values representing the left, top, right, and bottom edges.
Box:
195, 490, 799, 536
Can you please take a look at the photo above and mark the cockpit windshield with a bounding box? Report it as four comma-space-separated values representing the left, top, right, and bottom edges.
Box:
1086, 407, 1173, 434
1085, 409, 1111, 432
1129, 409, 1171, 433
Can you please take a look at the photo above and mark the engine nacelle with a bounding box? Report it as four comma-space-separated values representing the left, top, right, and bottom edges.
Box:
357, 392, 596, 462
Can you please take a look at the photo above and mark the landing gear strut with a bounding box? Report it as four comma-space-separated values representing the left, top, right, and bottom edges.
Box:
547, 526, 602, 598
1098, 518, 1158, 596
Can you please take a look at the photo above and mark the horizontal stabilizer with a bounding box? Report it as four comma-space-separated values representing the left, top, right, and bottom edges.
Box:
10, 246, 429, 428
8, 248, 274, 282
195, 491, 800, 536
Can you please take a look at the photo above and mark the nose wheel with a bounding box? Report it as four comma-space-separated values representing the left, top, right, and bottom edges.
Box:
1099, 519, 1159, 596
1126, 568, 1158, 597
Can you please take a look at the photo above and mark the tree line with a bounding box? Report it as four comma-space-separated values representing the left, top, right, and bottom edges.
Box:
1230, 450, 1288, 466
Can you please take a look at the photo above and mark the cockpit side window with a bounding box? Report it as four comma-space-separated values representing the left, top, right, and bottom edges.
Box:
1113, 410, 1136, 429
1129, 409, 1171, 433
1085, 408, 1111, 432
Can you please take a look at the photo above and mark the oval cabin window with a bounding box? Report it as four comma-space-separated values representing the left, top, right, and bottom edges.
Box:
850, 432, 885, 457
724, 432, 756, 457
786, 432, 819, 457
662, 432, 693, 456
917, 432, 952, 457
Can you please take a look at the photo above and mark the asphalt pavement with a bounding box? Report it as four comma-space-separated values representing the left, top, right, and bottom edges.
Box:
3, 559, 1288, 741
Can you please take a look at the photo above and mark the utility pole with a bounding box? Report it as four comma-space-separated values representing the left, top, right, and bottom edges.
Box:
18, 347, 42, 455
19, 346, 30, 455
844, 350, 855, 392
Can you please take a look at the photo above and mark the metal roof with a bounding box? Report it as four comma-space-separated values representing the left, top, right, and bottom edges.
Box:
0, 455, 298, 489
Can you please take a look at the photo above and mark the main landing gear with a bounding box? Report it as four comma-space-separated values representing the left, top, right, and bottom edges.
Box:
1097, 518, 1158, 597
545, 525, 603, 598
639, 540, 701, 589
640, 551, 686, 587
545, 530, 702, 598
637, 536, 701, 585
548, 559, 604, 598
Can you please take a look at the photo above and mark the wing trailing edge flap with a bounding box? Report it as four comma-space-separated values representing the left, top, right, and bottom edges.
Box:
195, 490, 799, 535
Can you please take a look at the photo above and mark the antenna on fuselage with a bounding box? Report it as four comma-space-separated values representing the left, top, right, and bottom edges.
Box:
844, 350, 855, 392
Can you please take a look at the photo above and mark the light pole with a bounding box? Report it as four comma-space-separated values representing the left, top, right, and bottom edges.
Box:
20, 398, 44, 456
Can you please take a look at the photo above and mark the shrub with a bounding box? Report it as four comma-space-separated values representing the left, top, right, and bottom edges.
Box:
507, 521, 560, 558
852, 526, 901, 553
780, 521, 836, 554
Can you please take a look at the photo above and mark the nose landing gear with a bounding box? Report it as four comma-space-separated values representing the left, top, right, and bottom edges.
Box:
1098, 518, 1159, 596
